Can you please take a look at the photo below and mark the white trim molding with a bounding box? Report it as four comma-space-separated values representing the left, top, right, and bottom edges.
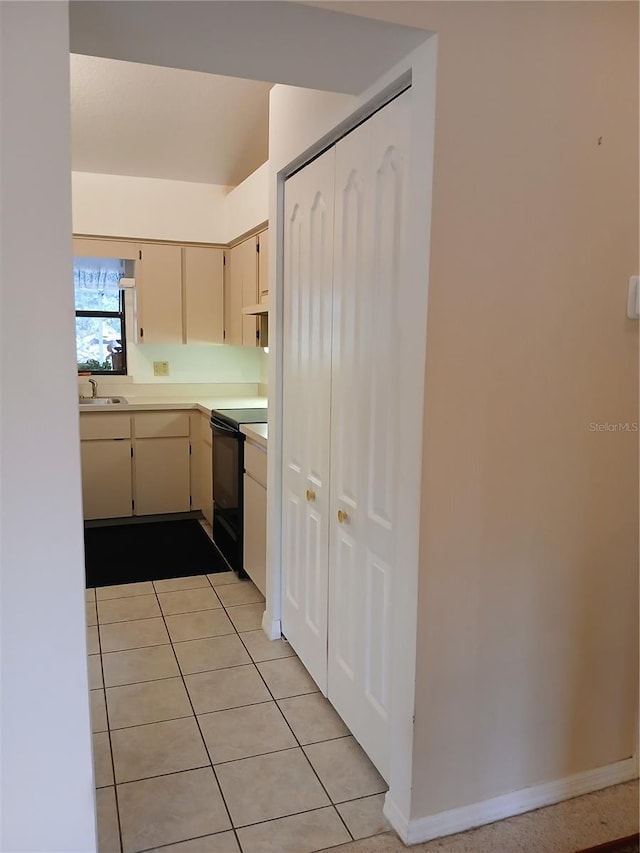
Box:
261, 611, 281, 641
384, 757, 638, 846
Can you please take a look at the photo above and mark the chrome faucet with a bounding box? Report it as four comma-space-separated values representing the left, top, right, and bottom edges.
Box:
88, 378, 98, 399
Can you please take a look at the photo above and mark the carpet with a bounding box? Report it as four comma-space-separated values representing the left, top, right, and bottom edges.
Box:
84, 520, 230, 588
578, 835, 639, 853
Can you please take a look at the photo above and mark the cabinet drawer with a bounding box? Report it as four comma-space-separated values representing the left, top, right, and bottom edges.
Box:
244, 440, 267, 488
134, 412, 190, 438
80, 414, 131, 440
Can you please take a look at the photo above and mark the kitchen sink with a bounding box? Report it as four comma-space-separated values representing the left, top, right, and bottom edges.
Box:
79, 396, 128, 405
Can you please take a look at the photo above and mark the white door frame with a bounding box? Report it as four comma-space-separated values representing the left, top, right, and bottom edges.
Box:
263, 35, 439, 827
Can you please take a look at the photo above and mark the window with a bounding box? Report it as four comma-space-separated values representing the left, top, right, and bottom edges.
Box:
75, 257, 127, 374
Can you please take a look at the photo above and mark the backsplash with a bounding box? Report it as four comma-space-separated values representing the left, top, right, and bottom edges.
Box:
78, 378, 263, 399
127, 343, 266, 383
78, 344, 268, 398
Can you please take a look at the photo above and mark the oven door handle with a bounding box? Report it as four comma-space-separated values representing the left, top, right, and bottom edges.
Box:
210, 419, 240, 435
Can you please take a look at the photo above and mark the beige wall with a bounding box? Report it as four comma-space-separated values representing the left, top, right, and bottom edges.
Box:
73, 167, 270, 245
320, 0, 639, 817
0, 3, 97, 848
225, 161, 269, 242
72, 171, 230, 242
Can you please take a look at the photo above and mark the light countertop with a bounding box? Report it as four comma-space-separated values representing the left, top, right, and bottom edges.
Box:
240, 423, 268, 448
79, 396, 268, 416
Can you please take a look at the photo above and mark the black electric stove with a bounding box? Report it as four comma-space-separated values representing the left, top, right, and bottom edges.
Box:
210, 408, 269, 429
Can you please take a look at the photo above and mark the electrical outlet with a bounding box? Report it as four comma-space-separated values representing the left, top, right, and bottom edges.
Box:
153, 361, 169, 377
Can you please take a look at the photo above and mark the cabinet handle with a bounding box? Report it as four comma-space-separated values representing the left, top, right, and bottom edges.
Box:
305, 489, 316, 502
337, 509, 349, 524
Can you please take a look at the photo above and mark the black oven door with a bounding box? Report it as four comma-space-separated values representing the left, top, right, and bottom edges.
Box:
211, 417, 246, 575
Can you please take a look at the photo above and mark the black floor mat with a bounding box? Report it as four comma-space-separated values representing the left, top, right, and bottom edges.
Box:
84, 520, 230, 588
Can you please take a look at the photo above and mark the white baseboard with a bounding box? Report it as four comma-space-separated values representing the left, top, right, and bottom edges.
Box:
261, 612, 281, 640
384, 757, 638, 846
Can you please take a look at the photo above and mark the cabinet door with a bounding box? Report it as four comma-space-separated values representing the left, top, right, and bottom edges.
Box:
184, 246, 224, 344
201, 414, 213, 525
138, 243, 182, 344
258, 228, 269, 304
327, 89, 411, 780
243, 472, 267, 597
73, 237, 139, 261
81, 440, 133, 520
191, 415, 213, 526
227, 237, 259, 347
133, 437, 191, 515
241, 237, 259, 347
281, 145, 336, 692
224, 245, 242, 346
200, 443, 213, 525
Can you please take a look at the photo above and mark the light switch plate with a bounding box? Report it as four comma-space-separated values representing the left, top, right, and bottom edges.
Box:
153, 361, 169, 376
627, 277, 640, 319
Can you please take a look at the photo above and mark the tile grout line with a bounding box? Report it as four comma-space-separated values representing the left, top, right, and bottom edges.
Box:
202, 573, 355, 848
228, 597, 356, 845
100, 604, 225, 626
92, 573, 383, 850
151, 581, 245, 853
102, 669, 303, 701
134, 804, 353, 853
102, 722, 352, 771
95, 595, 125, 853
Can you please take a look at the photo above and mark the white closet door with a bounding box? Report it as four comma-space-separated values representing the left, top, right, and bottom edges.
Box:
328, 90, 411, 778
281, 147, 336, 691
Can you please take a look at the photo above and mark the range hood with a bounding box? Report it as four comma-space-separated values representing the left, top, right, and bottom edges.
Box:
242, 299, 269, 316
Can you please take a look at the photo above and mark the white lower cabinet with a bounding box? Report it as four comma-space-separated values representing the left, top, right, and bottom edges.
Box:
80, 410, 193, 520
81, 440, 133, 520
243, 439, 267, 597
133, 437, 190, 515
132, 411, 191, 515
80, 413, 133, 520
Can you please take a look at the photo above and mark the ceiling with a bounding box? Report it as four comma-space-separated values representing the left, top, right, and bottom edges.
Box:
70, 2, 428, 94
69, 3, 429, 188
70, 54, 272, 186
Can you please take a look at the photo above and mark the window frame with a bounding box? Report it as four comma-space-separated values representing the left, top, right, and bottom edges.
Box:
75, 290, 128, 376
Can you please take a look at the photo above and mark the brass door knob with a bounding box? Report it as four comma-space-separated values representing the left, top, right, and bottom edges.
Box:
306, 489, 316, 502
337, 509, 350, 524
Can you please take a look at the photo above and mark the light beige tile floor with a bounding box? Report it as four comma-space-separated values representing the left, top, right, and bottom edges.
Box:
87, 569, 389, 853
87, 563, 636, 853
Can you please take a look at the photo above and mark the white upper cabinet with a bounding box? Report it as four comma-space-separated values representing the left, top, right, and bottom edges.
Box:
74, 238, 226, 347
137, 243, 183, 344
224, 247, 242, 346
258, 228, 269, 304
73, 237, 139, 261
227, 235, 262, 347
183, 246, 224, 344
138, 243, 225, 346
